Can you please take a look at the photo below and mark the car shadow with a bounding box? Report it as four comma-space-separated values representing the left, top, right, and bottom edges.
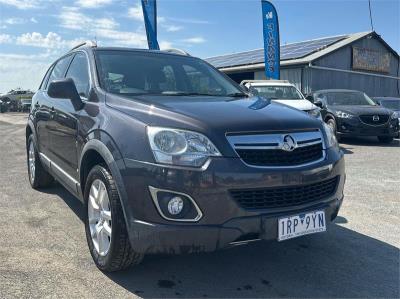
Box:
339, 146, 354, 155
339, 136, 400, 147
105, 222, 399, 298
40, 182, 85, 222
47, 183, 399, 298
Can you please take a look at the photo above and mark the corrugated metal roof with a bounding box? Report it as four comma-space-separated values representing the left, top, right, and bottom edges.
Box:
206, 31, 372, 71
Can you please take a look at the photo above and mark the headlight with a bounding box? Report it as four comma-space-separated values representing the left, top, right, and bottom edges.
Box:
308, 108, 321, 118
323, 123, 338, 148
335, 110, 355, 118
391, 111, 398, 120
147, 127, 221, 167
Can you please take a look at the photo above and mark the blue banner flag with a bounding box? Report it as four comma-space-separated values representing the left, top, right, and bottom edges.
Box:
261, 0, 280, 79
141, 0, 160, 50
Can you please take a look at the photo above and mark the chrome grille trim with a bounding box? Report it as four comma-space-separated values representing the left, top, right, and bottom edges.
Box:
226, 130, 326, 168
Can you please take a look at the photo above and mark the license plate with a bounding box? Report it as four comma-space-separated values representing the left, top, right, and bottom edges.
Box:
278, 210, 326, 241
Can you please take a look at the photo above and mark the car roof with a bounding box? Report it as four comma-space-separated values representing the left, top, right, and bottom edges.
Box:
248, 82, 294, 87
314, 89, 363, 94
373, 97, 400, 101
77, 46, 193, 59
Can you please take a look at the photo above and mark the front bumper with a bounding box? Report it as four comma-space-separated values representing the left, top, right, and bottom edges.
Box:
336, 117, 398, 137
120, 148, 345, 254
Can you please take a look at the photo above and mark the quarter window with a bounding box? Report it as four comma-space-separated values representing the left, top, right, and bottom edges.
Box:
66, 53, 90, 98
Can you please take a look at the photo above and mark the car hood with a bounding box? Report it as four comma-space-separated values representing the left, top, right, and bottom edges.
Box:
106, 94, 323, 135
272, 99, 316, 111
330, 105, 392, 115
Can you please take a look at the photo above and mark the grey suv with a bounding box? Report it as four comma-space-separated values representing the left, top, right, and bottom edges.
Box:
26, 43, 345, 272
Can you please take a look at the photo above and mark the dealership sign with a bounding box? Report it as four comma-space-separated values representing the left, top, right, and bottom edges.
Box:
261, 0, 280, 80
352, 47, 390, 73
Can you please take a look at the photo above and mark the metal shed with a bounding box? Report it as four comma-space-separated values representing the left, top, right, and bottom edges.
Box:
206, 31, 400, 97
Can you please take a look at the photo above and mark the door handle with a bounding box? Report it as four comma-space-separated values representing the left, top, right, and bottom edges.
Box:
50, 107, 55, 119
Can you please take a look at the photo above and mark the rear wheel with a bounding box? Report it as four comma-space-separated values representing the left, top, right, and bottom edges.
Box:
377, 136, 393, 143
27, 135, 53, 189
84, 165, 143, 272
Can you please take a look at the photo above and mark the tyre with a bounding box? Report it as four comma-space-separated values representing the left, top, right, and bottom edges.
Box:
326, 118, 341, 142
377, 136, 393, 143
84, 164, 143, 272
27, 135, 54, 189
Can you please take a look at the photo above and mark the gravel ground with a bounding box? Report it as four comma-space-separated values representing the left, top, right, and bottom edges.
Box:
0, 113, 399, 298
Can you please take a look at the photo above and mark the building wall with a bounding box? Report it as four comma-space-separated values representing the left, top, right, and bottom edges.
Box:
226, 35, 400, 97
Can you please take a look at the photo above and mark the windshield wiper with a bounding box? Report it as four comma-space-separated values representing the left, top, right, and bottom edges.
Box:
161, 91, 216, 96
226, 92, 249, 97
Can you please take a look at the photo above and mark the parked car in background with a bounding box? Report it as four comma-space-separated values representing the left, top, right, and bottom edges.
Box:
27, 43, 345, 272
306, 89, 399, 143
373, 97, 400, 137
0, 89, 34, 112
20, 99, 32, 112
241, 80, 322, 119
0, 99, 9, 113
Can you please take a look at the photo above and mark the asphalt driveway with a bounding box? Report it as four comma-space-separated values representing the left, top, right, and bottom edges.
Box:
0, 113, 399, 298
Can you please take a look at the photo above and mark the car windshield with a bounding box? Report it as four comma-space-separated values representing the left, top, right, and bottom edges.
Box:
95, 50, 243, 98
378, 100, 400, 110
323, 92, 376, 106
252, 85, 303, 100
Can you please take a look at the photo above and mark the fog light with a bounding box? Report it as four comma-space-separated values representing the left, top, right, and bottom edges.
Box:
148, 186, 203, 222
168, 196, 184, 215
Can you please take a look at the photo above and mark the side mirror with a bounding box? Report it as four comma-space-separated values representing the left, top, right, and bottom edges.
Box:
248, 86, 259, 96
305, 95, 314, 103
314, 100, 324, 108
239, 84, 249, 92
48, 78, 84, 110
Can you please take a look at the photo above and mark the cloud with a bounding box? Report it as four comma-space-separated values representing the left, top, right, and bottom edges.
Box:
59, 7, 149, 48
74, 0, 113, 8
181, 37, 206, 44
16, 32, 80, 49
0, 0, 40, 9
4, 17, 26, 25
30, 17, 38, 23
0, 52, 50, 92
127, 4, 143, 21
159, 40, 173, 50
0, 34, 13, 44
162, 24, 183, 32
167, 17, 211, 25
59, 7, 118, 31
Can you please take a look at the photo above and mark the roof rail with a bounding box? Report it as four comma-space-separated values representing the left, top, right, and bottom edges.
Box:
162, 48, 190, 56
240, 79, 289, 85
69, 40, 97, 52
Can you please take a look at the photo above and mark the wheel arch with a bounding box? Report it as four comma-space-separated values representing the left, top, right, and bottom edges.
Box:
79, 138, 134, 236
324, 113, 336, 123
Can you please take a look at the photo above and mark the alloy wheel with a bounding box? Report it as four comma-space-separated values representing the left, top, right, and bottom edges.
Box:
88, 179, 112, 256
28, 142, 35, 183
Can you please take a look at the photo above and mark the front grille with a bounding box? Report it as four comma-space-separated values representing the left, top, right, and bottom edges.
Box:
237, 143, 323, 166
359, 115, 389, 125
227, 130, 325, 167
230, 176, 339, 210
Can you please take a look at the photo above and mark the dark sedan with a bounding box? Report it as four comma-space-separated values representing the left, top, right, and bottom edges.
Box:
306, 89, 399, 143
373, 97, 400, 138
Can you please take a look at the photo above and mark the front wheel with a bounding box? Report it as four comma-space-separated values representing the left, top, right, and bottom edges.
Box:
84, 165, 143, 272
377, 136, 393, 143
326, 118, 341, 142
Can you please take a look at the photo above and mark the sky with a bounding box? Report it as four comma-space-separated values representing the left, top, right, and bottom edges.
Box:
0, 0, 399, 93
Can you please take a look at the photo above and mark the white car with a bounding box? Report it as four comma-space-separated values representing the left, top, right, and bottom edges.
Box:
241, 80, 322, 119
